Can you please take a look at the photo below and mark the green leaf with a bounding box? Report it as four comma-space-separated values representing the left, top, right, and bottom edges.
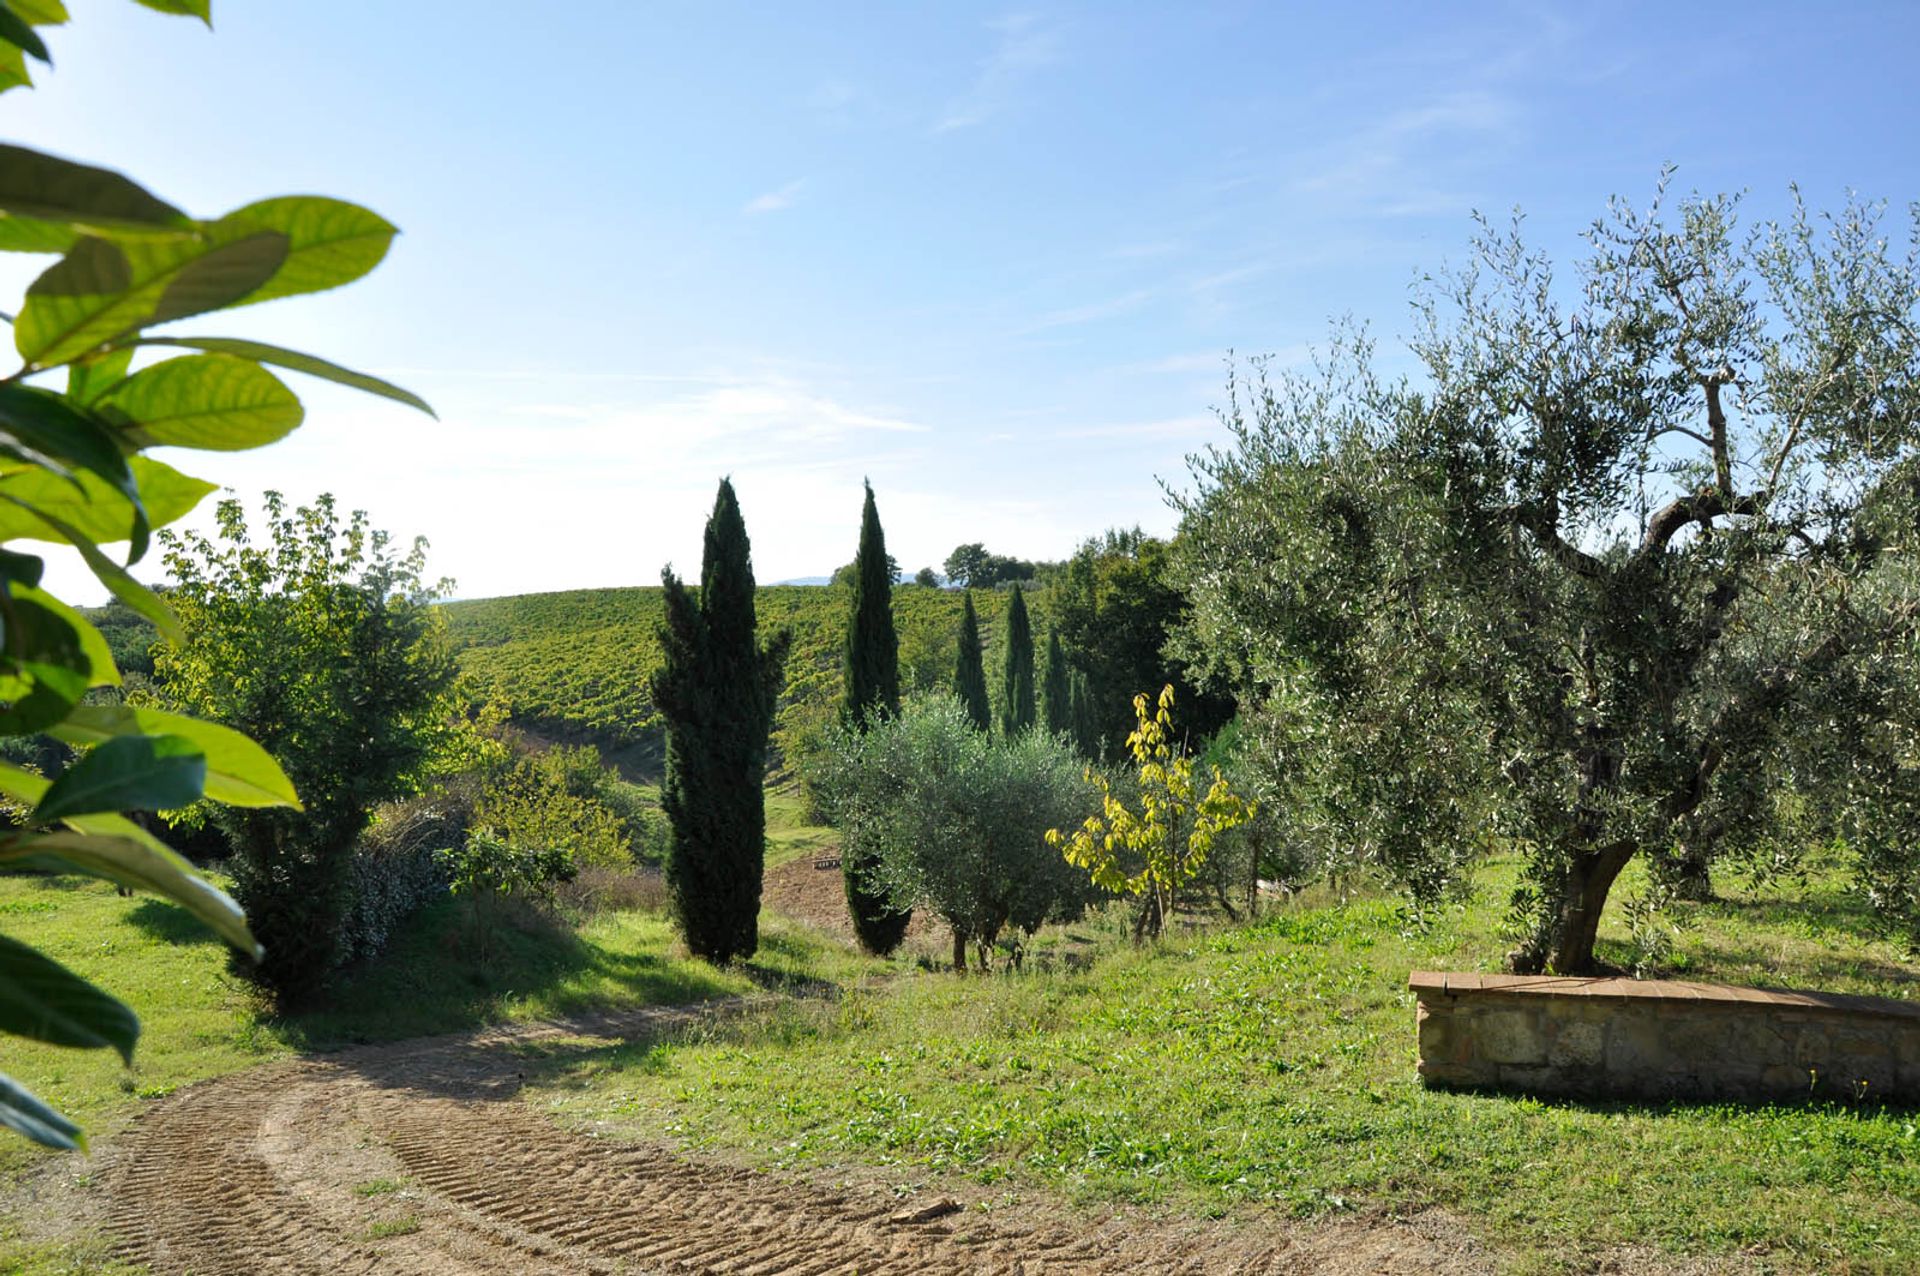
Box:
33, 733, 207, 822
0, 760, 47, 804
0, 1071, 81, 1150
0, 933, 139, 1061
53, 705, 299, 808
67, 347, 133, 405
0, 4, 51, 63
3, 823, 257, 956
212, 197, 396, 308
0, 41, 30, 95
53, 524, 179, 640
0, 384, 146, 552
129, 0, 210, 22
0, 145, 187, 234
16, 229, 289, 369
0, 454, 213, 547
0, 548, 44, 588
0, 499, 181, 639
0, 590, 91, 732
133, 337, 434, 417
0, 212, 76, 253
0, 593, 89, 732
9, 0, 69, 23
12, 582, 118, 686
96, 353, 302, 451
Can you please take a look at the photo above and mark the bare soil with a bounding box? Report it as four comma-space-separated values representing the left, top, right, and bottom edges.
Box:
762, 854, 941, 947
83, 1004, 1514, 1275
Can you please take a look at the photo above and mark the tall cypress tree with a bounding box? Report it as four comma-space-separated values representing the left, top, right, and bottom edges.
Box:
999, 584, 1035, 735
954, 590, 990, 731
652, 478, 791, 964
842, 479, 901, 726
1042, 625, 1070, 738
840, 481, 912, 954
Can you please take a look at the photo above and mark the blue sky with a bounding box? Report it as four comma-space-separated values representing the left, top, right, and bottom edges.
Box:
9, 1, 1920, 601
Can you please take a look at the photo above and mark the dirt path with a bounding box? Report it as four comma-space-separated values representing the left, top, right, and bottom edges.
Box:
97, 1003, 1503, 1276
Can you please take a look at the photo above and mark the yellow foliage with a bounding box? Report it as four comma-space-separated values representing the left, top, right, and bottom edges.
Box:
1046, 685, 1254, 938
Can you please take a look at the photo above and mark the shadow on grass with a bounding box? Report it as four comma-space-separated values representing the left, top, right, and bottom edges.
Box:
740, 925, 845, 999
1696, 889, 1885, 944
1444, 1080, 1920, 1121
1644, 935, 1920, 992
279, 897, 741, 1053
334, 997, 705, 1105
125, 897, 222, 946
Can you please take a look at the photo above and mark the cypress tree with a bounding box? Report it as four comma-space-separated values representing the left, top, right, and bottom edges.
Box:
841, 479, 901, 726
651, 478, 791, 964
954, 590, 990, 731
1070, 669, 1102, 759
840, 481, 912, 955
1042, 625, 1070, 738
999, 584, 1035, 735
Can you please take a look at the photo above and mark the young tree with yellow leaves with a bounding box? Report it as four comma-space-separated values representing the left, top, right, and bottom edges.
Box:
1048, 685, 1254, 940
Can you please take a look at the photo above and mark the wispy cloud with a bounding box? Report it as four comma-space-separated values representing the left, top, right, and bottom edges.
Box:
743, 178, 807, 215
934, 13, 1059, 133
1293, 89, 1516, 211
1015, 289, 1152, 334
1055, 414, 1214, 442
1126, 352, 1228, 375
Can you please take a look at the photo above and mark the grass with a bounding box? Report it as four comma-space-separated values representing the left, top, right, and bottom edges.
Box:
366, 1215, 421, 1239
353, 1177, 407, 1197
765, 785, 837, 868
0, 868, 876, 1194
523, 852, 1920, 1275
7, 831, 1920, 1273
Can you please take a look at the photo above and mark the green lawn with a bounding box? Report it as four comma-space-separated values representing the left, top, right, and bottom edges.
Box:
523, 853, 1920, 1275
0, 869, 872, 1193
7, 844, 1920, 1273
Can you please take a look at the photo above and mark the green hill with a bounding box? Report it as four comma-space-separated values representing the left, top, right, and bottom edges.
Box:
444, 584, 1042, 776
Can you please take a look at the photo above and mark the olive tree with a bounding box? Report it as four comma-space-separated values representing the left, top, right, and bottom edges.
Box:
1175, 182, 1920, 974
812, 694, 1094, 971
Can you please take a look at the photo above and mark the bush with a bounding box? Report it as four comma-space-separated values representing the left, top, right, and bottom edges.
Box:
153, 494, 457, 1005
332, 785, 475, 966
556, 866, 669, 917
340, 828, 450, 967
473, 748, 638, 873
813, 695, 1098, 970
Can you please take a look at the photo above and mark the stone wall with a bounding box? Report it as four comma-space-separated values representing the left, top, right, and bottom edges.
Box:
1411, 971, 1920, 1104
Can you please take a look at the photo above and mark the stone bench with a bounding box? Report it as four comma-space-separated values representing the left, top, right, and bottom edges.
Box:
1410, 971, 1920, 1105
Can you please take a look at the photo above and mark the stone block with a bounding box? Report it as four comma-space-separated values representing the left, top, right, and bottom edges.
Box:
1417, 1003, 1471, 1066
1793, 1026, 1835, 1070
1547, 1018, 1604, 1069
1416, 1059, 1488, 1089
1477, 1009, 1547, 1065
1760, 1063, 1814, 1098
1604, 1013, 1672, 1078
1664, 1012, 1733, 1062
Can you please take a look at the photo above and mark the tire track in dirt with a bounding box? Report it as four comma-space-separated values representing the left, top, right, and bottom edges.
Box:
102, 1002, 1498, 1275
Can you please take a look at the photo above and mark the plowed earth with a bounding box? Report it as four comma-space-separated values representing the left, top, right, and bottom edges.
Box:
93, 1004, 1509, 1276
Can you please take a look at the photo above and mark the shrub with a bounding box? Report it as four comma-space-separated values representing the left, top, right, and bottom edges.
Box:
813, 695, 1097, 970
152, 494, 457, 1005
332, 785, 477, 966
473, 751, 634, 873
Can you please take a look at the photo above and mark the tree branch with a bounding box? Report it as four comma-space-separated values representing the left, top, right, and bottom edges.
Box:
1641, 487, 1763, 555
1703, 374, 1734, 494
1649, 423, 1715, 449
1513, 506, 1606, 578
